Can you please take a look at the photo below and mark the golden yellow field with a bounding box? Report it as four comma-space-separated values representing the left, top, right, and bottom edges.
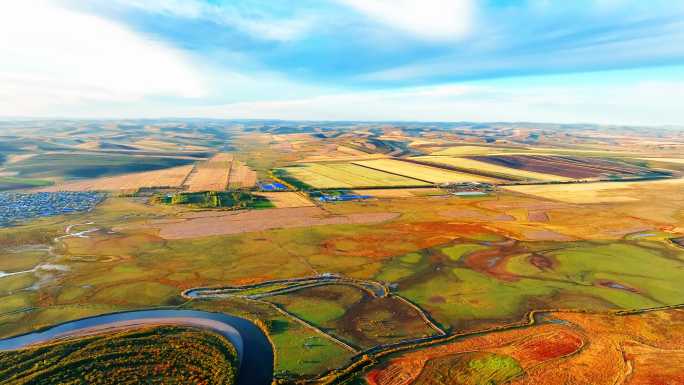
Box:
281, 163, 429, 188
38, 165, 194, 192
353, 159, 497, 184
228, 160, 258, 189
503, 178, 684, 204
184, 153, 233, 192
639, 157, 684, 164
255, 192, 315, 208
415, 156, 570, 181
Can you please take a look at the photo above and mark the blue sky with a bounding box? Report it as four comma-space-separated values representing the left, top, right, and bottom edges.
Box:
1, 0, 684, 125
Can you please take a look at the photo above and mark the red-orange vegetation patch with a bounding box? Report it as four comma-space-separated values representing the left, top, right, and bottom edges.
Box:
622, 341, 684, 385
440, 207, 515, 222
502, 330, 584, 365
367, 359, 424, 385
528, 254, 556, 271
366, 323, 580, 384
230, 275, 275, 286
528, 211, 550, 222
368, 309, 684, 385
463, 246, 522, 281
322, 221, 494, 260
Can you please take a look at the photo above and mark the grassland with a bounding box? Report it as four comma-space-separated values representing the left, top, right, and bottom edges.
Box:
0, 325, 238, 385
353, 159, 497, 184
0, 176, 53, 191
4, 153, 196, 181
277, 163, 428, 189
364, 308, 684, 385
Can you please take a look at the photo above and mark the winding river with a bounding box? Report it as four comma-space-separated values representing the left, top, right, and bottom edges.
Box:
0, 309, 273, 385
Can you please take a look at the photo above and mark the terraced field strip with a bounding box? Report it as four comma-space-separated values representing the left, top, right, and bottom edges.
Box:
279, 163, 429, 189
353, 159, 496, 184
185, 153, 233, 192
414, 156, 567, 182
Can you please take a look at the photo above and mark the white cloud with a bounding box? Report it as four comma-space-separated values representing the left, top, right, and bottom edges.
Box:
182, 80, 684, 126
337, 0, 475, 41
0, 0, 206, 116
115, 0, 315, 42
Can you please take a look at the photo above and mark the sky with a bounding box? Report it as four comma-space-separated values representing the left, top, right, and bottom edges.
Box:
1, 0, 684, 125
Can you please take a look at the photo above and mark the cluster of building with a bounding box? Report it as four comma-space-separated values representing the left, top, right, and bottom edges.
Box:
0, 192, 105, 227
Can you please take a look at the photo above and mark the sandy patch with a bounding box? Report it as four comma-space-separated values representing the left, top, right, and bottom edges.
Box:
255, 192, 314, 208
154, 207, 400, 239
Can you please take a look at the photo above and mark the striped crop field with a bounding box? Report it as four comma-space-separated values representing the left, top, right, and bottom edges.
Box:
353, 159, 498, 184
414, 156, 570, 182
278, 163, 430, 189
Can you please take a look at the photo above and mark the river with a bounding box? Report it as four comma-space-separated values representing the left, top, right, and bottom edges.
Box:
0, 309, 273, 385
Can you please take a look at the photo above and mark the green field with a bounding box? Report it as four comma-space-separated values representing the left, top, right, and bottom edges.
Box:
4, 153, 196, 180
156, 191, 274, 209
0, 176, 54, 191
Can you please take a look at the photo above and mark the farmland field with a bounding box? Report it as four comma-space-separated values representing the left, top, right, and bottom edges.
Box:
277, 163, 430, 189
185, 153, 233, 192
414, 156, 569, 181
469, 154, 654, 179
255, 192, 315, 208
353, 159, 498, 184
37, 165, 194, 192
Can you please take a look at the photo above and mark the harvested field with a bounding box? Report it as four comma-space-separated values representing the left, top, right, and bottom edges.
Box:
503, 181, 655, 204
37, 165, 194, 192
151, 207, 400, 239
429, 145, 512, 156
440, 207, 515, 222
184, 153, 233, 192
415, 156, 568, 182
255, 192, 314, 208
279, 163, 429, 189
470, 155, 650, 179
228, 160, 258, 189
351, 188, 442, 198
353, 159, 495, 184
639, 157, 684, 165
